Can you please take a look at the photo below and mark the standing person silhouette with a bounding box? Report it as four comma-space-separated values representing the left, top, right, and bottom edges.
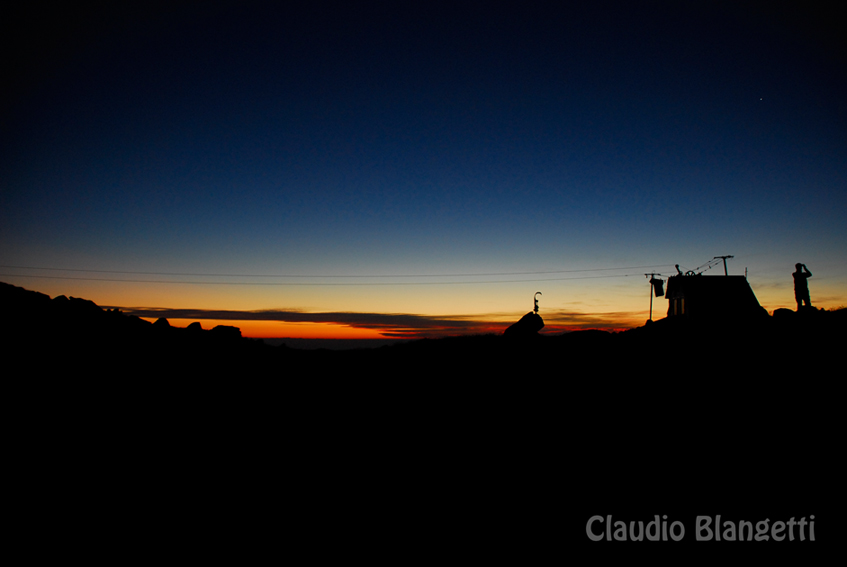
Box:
793, 263, 813, 311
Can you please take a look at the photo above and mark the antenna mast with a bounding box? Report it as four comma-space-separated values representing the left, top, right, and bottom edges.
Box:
714, 255, 734, 276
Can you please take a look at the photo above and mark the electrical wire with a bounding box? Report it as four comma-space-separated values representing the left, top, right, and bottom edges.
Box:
0, 263, 674, 279
0, 271, 666, 286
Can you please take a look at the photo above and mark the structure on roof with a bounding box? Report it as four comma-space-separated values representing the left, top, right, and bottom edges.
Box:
665, 274, 766, 319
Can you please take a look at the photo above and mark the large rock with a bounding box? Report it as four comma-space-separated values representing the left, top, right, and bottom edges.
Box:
503, 312, 544, 337
211, 325, 242, 340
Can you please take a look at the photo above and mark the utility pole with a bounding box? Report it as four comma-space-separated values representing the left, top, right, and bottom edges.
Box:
649, 277, 653, 321
645, 273, 663, 321
714, 255, 734, 276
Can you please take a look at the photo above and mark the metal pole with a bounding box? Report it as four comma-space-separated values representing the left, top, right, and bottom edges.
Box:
714, 255, 733, 276
649, 279, 653, 321
646, 273, 657, 321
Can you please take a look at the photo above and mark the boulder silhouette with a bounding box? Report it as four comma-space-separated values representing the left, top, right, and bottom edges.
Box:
211, 325, 242, 340
503, 312, 544, 337
772, 308, 795, 320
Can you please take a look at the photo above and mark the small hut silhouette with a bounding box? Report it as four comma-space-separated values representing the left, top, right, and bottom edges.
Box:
665, 275, 765, 319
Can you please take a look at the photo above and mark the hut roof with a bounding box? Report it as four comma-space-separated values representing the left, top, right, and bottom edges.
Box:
665, 275, 764, 319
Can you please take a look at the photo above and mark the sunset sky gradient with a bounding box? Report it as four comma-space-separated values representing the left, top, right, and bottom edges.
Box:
2, 1, 845, 339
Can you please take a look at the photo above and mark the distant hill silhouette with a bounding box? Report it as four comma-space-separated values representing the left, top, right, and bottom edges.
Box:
1, 281, 276, 374
3, 281, 841, 561
3, 281, 842, 374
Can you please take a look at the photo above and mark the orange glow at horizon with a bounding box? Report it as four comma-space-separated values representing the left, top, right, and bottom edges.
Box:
137, 317, 644, 340
139, 318, 391, 339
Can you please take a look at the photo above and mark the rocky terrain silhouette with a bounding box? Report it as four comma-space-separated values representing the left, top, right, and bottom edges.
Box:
4, 281, 841, 373
4, 281, 840, 561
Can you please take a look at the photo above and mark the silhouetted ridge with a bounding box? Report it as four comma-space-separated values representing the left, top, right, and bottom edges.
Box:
0, 281, 274, 373
1, 281, 843, 377
3, 282, 840, 563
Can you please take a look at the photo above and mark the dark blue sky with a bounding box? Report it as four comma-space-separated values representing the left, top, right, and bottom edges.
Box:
2, 1, 845, 335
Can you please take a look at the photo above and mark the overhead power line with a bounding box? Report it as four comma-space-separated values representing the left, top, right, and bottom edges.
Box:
0, 272, 668, 286
0, 264, 674, 279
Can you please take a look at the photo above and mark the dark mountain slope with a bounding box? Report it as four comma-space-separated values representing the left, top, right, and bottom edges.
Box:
3, 282, 840, 561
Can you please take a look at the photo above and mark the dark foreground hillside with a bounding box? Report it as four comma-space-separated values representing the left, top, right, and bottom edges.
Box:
3, 282, 842, 562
